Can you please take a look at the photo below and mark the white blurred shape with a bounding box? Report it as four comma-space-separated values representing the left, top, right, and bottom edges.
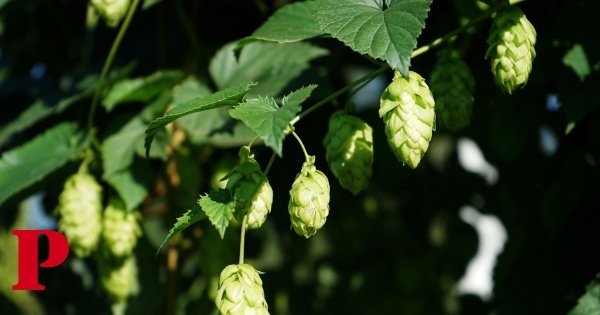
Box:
22, 191, 57, 230
546, 93, 561, 112
457, 206, 508, 301
343, 65, 386, 112
539, 125, 558, 156
457, 138, 499, 185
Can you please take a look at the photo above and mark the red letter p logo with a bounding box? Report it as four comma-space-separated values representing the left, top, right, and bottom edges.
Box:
11, 230, 69, 291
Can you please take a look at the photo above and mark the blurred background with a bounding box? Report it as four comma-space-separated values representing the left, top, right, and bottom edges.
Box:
1, 0, 599, 314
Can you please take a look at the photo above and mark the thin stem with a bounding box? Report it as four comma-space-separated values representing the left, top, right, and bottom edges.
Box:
247, 136, 260, 151
238, 151, 276, 265
290, 64, 388, 126
291, 130, 310, 162
239, 214, 248, 264
87, 0, 140, 132
411, 4, 505, 58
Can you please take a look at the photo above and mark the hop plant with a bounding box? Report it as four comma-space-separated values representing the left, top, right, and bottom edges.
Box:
430, 49, 475, 131
485, 5, 537, 94
57, 173, 103, 258
216, 264, 269, 315
379, 70, 436, 169
98, 253, 139, 302
288, 156, 330, 238
323, 110, 374, 195
101, 197, 142, 259
90, 0, 131, 27
225, 146, 273, 230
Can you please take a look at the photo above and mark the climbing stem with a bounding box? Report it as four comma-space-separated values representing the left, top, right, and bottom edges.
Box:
291, 131, 310, 163
239, 214, 248, 264
87, 0, 141, 132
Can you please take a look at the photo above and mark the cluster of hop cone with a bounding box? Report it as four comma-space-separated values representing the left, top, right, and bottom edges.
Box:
213, 5, 536, 315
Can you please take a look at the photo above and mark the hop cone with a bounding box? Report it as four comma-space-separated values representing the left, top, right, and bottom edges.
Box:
225, 146, 273, 230
485, 6, 536, 94
379, 70, 436, 169
288, 156, 330, 238
90, 0, 131, 27
323, 110, 374, 195
101, 197, 142, 259
57, 173, 103, 258
98, 254, 139, 302
430, 49, 475, 131
216, 264, 269, 315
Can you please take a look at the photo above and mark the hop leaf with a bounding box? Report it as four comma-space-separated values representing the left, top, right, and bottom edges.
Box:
98, 253, 139, 302
225, 146, 273, 230
323, 110, 374, 195
216, 264, 270, 315
430, 49, 475, 131
90, 0, 131, 27
288, 156, 330, 238
379, 70, 436, 169
101, 197, 142, 259
57, 173, 103, 258
485, 6, 537, 94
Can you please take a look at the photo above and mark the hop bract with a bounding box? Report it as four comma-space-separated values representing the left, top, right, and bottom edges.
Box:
98, 254, 139, 302
57, 173, 103, 258
90, 0, 131, 27
225, 146, 273, 230
288, 156, 330, 238
379, 70, 436, 169
216, 264, 269, 315
323, 110, 374, 195
485, 6, 537, 94
101, 197, 142, 259
430, 49, 475, 131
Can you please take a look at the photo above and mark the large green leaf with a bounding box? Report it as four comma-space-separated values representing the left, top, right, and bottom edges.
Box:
199, 189, 235, 239
236, 1, 326, 50
230, 85, 317, 156
316, 0, 432, 77
102, 70, 183, 111
209, 42, 327, 97
105, 160, 150, 211
156, 204, 207, 254
144, 82, 256, 157
0, 122, 85, 207
102, 116, 146, 177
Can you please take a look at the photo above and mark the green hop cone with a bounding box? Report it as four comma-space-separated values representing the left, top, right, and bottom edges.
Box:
98, 253, 139, 302
379, 70, 436, 169
225, 146, 273, 230
288, 156, 330, 238
57, 173, 103, 258
430, 49, 475, 131
485, 5, 537, 94
323, 110, 374, 195
216, 264, 269, 315
101, 197, 142, 259
90, 0, 131, 27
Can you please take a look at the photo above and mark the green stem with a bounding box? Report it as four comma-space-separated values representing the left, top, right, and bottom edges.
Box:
411, 4, 505, 58
87, 0, 141, 132
238, 151, 276, 265
291, 131, 310, 162
239, 214, 248, 264
289, 64, 388, 126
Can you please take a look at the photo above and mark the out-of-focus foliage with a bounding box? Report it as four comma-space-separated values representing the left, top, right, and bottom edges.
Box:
0, 1, 599, 315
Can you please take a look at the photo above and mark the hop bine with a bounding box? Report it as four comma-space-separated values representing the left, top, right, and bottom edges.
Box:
485, 5, 537, 94
323, 110, 374, 195
216, 264, 270, 315
57, 173, 103, 258
380, 70, 436, 169
430, 49, 475, 131
288, 156, 330, 238
225, 146, 273, 230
